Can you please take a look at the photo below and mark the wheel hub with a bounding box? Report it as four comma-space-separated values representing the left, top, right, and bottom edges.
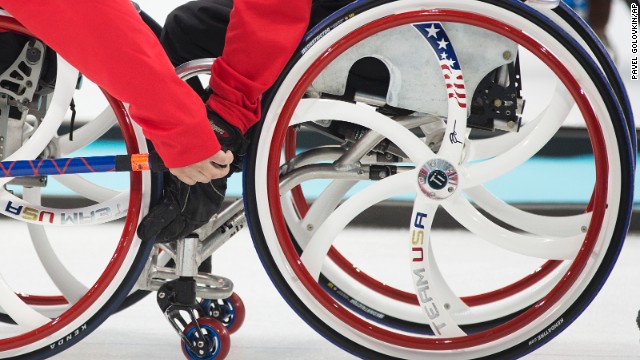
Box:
418, 159, 459, 200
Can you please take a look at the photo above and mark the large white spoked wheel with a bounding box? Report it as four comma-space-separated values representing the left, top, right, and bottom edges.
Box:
0, 16, 156, 358
245, 0, 634, 359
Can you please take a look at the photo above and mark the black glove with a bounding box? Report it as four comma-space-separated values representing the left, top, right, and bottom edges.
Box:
136, 108, 248, 243
207, 107, 248, 173
137, 175, 227, 243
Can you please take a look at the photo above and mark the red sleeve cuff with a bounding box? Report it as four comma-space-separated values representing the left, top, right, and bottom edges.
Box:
142, 120, 222, 168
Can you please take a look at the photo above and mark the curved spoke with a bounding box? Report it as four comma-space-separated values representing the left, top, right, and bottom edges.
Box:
281, 193, 309, 248
0, 275, 50, 328
281, 180, 356, 248
462, 86, 573, 188
53, 174, 120, 203
298, 180, 358, 247
300, 170, 416, 279
293, 99, 435, 165
409, 195, 466, 336
442, 192, 583, 259
415, 22, 468, 164
465, 186, 591, 237
27, 224, 87, 303
0, 190, 129, 225
24, 188, 88, 303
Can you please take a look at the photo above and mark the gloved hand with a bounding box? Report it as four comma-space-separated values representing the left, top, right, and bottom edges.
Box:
136, 108, 248, 243
207, 107, 248, 173
137, 175, 227, 243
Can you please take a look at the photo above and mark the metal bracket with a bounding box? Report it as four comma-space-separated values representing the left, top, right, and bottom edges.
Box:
0, 39, 46, 161
157, 277, 211, 357
150, 232, 235, 357
137, 232, 234, 300
0, 39, 45, 106
468, 59, 524, 133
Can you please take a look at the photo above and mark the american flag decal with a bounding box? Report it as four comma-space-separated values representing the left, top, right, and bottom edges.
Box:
414, 23, 467, 109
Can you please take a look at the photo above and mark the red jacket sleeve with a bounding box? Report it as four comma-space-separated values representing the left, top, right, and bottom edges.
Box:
0, 0, 220, 168
206, 0, 312, 133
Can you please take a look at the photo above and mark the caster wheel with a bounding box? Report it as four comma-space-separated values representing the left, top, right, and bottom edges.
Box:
200, 293, 246, 334
181, 317, 230, 360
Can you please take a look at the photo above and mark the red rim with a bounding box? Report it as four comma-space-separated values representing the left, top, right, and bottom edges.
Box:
225, 293, 245, 334
16, 295, 67, 306
0, 14, 143, 351
267, 10, 608, 350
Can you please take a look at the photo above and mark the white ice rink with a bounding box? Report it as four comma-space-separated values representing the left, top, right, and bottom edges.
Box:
2, 0, 639, 358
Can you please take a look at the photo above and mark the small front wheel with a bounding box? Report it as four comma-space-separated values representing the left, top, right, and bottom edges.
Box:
199, 293, 246, 334
181, 318, 230, 360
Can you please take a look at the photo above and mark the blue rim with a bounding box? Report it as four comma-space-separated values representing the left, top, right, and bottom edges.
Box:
201, 299, 236, 329
183, 323, 222, 360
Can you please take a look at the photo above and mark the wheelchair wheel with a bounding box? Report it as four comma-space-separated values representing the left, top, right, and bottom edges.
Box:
244, 0, 634, 358
0, 16, 156, 358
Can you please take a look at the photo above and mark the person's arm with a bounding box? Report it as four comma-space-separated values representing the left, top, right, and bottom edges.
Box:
0, 0, 223, 173
206, 0, 313, 133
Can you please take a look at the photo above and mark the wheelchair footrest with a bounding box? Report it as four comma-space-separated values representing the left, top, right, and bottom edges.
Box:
149, 268, 233, 300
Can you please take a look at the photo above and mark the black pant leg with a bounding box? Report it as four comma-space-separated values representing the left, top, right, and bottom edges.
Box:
161, 0, 354, 67
161, 0, 234, 66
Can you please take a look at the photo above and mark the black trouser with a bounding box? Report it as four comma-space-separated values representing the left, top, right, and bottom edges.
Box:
161, 0, 392, 101
160, 0, 353, 67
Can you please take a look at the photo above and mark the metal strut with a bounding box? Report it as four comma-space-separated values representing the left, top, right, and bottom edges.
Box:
157, 277, 209, 357
152, 235, 234, 358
